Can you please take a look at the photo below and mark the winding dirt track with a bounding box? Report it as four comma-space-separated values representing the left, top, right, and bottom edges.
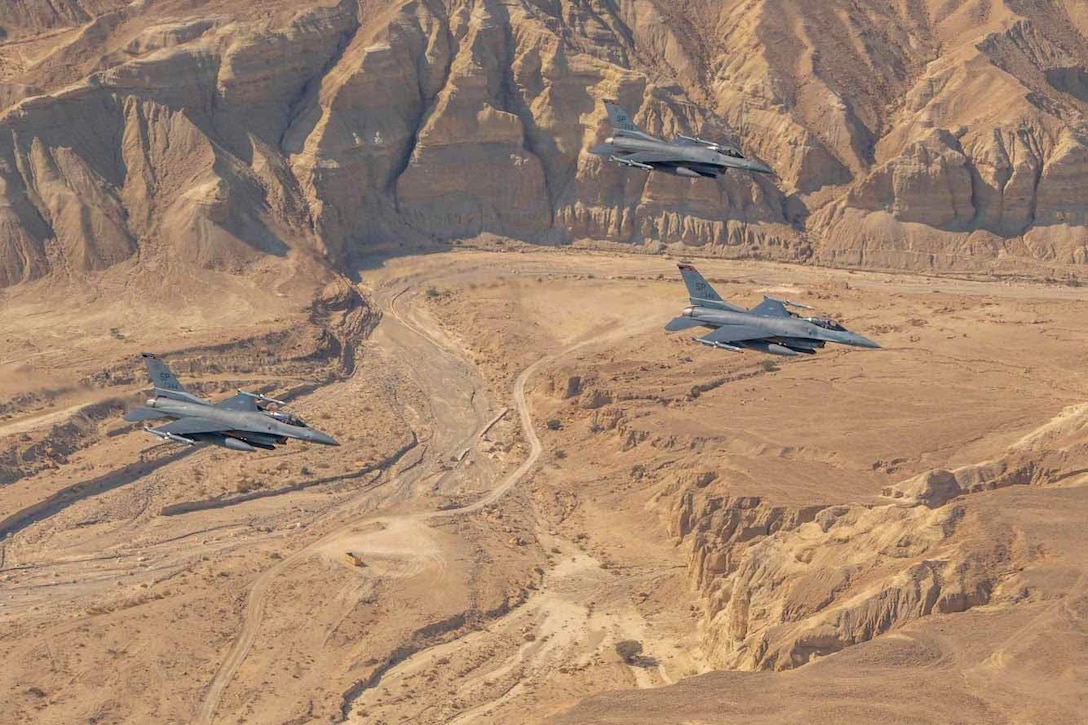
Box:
196, 271, 629, 724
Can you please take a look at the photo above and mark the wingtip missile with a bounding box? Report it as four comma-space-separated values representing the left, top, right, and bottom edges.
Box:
677, 133, 733, 154
610, 155, 653, 170
237, 389, 287, 407
764, 295, 814, 310
143, 426, 196, 446
694, 336, 744, 353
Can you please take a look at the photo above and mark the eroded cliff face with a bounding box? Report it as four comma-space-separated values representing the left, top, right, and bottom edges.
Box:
672, 488, 1006, 671
2, 0, 1088, 287
531, 347, 1088, 676
664, 400, 1088, 672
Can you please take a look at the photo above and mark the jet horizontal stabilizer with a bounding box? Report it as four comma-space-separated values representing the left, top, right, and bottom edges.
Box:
665, 316, 705, 332
123, 407, 171, 422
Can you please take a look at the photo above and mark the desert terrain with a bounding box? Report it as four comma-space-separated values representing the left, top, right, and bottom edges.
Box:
4, 0, 1088, 286
4, 1, 1088, 722
0, 247, 1086, 723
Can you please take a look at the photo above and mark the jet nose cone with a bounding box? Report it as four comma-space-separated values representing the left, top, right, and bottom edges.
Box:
310, 429, 340, 446
748, 160, 776, 175
852, 334, 881, 349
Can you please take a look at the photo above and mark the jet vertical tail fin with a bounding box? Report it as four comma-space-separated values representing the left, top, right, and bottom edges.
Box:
603, 100, 642, 134
141, 352, 185, 392
601, 100, 663, 144
141, 353, 210, 405
677, 264, 746, 312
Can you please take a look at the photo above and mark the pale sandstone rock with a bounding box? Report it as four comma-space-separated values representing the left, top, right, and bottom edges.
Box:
3, 1, 1088, 285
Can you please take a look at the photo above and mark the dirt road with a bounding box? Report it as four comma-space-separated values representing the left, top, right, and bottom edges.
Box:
11, 250, 1088, 724
197, 255, 660, 722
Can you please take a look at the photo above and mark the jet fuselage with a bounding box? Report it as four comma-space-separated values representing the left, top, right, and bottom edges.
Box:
145, 396, 339, 446
603, 134, 774, 176
682, 306, 881, 351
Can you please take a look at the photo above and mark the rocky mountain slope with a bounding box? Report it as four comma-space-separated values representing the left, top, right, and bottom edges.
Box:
418, 255, 1088, 723
2, 0, 1088, 287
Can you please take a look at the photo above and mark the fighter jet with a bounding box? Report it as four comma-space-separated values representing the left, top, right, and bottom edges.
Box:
589, 100, 774, 178
122, 353, 339, 451
665, 264, 880, 356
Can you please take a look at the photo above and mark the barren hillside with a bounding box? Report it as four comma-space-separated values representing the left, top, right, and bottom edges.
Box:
3, 248, 1088, 723
3, 4, 1088, 722
2, 0, 1088, 288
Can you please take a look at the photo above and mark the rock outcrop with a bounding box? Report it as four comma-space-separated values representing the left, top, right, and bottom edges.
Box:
672, 486, 1006, 672
662, 400, 1088, 672
3, 0, 1088, 286
885, 402, 1088, 506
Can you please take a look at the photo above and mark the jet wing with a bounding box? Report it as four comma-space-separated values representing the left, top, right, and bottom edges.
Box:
615, 150, 679, 165
216, 392, 260, 412
699, 325, 771, 344
749, 298, 792, 318
148, 418, 234, 437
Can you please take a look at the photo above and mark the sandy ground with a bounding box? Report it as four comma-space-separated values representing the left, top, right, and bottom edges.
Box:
2, 247, 1087, 723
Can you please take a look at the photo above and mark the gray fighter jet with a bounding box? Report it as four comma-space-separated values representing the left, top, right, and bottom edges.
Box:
589, 100, 774, 178
122, 353, 339, 451
666, 264, 880, 356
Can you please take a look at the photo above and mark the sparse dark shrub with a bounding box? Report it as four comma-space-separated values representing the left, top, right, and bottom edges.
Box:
615, 640, 643, 663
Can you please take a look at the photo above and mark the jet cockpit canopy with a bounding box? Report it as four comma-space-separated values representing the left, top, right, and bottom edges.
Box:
806, 317, 846, 332
268, 410, 309, 428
